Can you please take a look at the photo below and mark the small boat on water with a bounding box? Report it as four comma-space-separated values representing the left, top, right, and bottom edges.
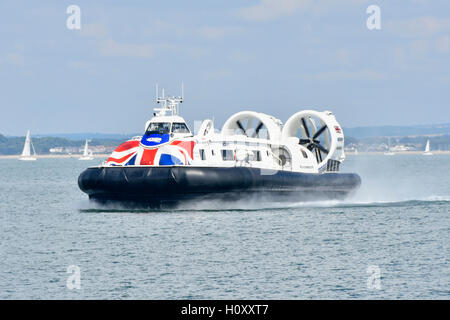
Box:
423, 139, 433, 156
79, 140, 94, 160
384, 137, 395, 156
78, 87, 361, 207
19, 130, 37, 161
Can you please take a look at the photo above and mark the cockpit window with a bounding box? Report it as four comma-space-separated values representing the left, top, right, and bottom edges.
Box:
146, 122, 171, 135
172, 122, 190, 133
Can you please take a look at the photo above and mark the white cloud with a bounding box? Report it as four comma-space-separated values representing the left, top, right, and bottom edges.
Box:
308, 70, 384, 81
437, 35, 450, 53
99, 39, 154, 58
236, 0, 371, 21
80, 23, 108, 39
387, 16, 450, 37
197, 27, 239, 40
0, 53, 25, 67
237, 0, 312, 21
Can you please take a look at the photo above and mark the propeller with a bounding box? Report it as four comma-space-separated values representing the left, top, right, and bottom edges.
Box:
236, 119, 266, 138
253, 121, 264, 138
236, 120, 247, 136
298, 117, 329, 163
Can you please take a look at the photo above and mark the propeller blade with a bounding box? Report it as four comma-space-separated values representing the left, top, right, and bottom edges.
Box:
236, 120, 246, 136
299, 139, 310, 144
254, 122, 264, 137
313, 143, 329, 154
301, 118, 311, 138
313, 125, 327, 139
314, 148, 320, 163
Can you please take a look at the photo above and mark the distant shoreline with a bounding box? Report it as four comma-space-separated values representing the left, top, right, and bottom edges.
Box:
347, 150, 450, 155
1, 151, 449, 160
0, 154, 110, 159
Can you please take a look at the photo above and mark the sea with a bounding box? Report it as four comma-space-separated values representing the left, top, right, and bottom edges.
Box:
0, 154, 448, 299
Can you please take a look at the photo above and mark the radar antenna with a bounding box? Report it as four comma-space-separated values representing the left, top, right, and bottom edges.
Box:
154, 82, 184, 116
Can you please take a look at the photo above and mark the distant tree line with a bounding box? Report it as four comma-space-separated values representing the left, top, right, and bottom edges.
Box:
0, 134, 124, 155
1, 133, 449, 155
345, 134, 450, 151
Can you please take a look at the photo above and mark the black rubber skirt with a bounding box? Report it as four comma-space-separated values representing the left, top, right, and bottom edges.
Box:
78, 166, 361, 207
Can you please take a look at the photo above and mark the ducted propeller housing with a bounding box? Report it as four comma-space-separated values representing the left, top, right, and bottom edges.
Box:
282, 110, 345, 170
221, 111, 283, 141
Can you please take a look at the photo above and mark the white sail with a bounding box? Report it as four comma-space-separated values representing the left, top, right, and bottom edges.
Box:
423, 139, 433, 155
21, 130, 31, 157
19, 130, 37, 160
79, 139, 94, 160
83, 140, 89, 156
384, 137, 395, 155
425, 140, 430, 153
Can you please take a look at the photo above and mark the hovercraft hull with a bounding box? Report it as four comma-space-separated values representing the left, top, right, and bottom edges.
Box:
78, 166, 361, 207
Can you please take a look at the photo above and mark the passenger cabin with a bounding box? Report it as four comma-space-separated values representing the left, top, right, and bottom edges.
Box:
143, 115, 193, 139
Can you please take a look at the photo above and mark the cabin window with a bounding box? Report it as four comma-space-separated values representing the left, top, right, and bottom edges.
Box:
254, 151, 262, 161
172, 122, 190, 133
146, 122, 171, 135
199, 149, 206, 160
222, 150, 234, 161
301, 150, 308, 158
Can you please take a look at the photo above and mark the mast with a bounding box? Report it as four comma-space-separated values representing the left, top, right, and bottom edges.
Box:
31, 140, 37, 156
153, 83, 184, 117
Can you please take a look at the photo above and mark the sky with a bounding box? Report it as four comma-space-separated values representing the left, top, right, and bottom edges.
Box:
1, 0, 449, 135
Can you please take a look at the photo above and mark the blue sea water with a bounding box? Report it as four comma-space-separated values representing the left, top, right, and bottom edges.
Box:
0, 155, 449, 299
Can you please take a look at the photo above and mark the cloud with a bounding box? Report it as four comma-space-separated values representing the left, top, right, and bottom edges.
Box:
80, 23, 108, 39
387, 16, 450, 37
99, 39, 154, 58
0, 53, 25, 67
308, 70, 384, 81
237, 0, 312, 21
236, 0, 371, 21
197, 27, 239, 40
437, 36, 450, 53
77, 23, 156, 58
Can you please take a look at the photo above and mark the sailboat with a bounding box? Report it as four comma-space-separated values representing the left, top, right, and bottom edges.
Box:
354, 148, 358, 155
19, 130, 37, 161
79, 139, 94, 160
384, 137, 395, 156
423, 139, 433, 156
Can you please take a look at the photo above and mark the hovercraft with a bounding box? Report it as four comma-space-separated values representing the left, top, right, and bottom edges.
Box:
78, 87, 361, 207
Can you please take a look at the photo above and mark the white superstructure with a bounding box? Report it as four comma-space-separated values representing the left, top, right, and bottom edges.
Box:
104, 86, 347, 174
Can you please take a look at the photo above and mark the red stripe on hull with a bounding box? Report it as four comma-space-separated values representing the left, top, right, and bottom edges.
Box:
114, 140, 140, 152
140, 149, 158, 165
171, 140, 195, 159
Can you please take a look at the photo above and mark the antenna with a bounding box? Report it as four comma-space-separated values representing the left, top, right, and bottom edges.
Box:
153, 82, 184, 117
181, 81, 184, 102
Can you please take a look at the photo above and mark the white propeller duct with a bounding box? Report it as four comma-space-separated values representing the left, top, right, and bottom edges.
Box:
221, 111, 283, 141
282, 110, 345, 169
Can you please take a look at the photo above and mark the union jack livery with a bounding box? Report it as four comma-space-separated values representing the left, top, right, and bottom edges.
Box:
107, 138, 195, 166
